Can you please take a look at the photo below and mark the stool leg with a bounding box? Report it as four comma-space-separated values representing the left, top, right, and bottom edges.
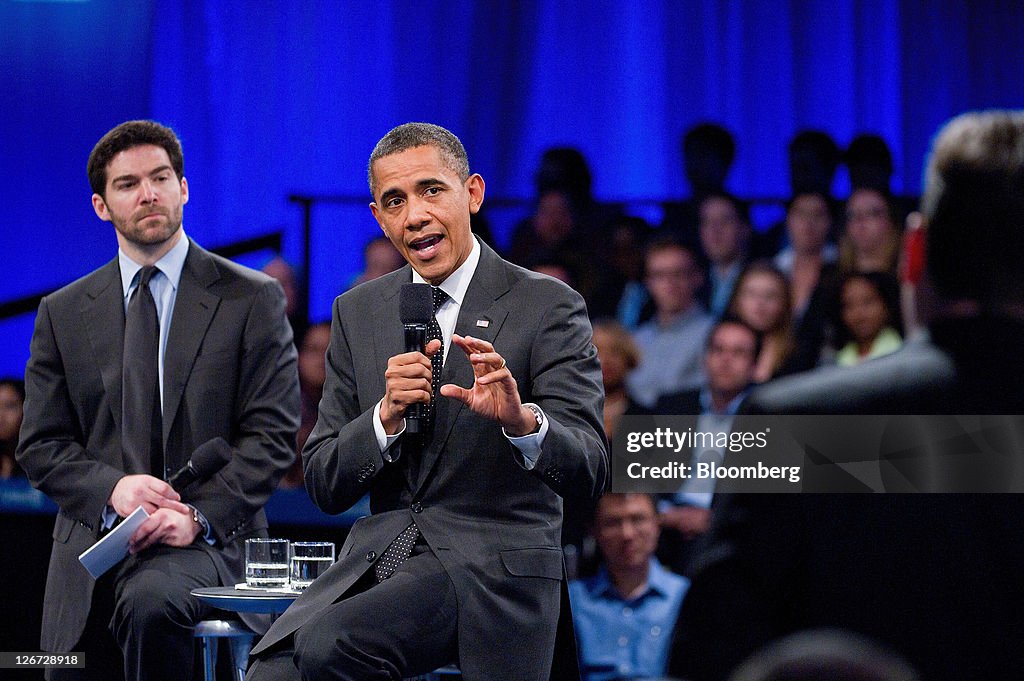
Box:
200, 636, 218, 681
227, 634, 255, 681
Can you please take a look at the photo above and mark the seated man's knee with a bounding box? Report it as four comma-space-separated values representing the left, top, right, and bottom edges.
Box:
294, 622, 390, 679
114, 567, 194, 633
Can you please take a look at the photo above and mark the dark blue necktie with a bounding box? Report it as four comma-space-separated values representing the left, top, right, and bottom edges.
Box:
122, 266, 163, 477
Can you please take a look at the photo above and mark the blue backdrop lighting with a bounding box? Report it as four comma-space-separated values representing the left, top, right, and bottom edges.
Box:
2, 0, 1023, 377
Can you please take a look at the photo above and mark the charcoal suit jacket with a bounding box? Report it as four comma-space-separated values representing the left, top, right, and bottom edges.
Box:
251, 239, 608, 681
18, 239, 300, 653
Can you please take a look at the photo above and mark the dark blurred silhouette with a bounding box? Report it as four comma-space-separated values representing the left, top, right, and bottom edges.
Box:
662, 123, 737, 248
0, 378, 25, 478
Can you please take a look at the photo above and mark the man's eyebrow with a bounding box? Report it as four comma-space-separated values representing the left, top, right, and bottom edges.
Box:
379, 187, 405, 204
110, 165, 174, 185
415, 177, 449, 190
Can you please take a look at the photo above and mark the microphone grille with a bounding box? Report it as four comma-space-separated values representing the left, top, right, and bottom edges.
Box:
400, 283, 433, 325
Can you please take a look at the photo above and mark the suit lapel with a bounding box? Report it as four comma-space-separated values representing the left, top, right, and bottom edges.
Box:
83, 260, 127, 434
373, 268, 410, 403
416, 241, 511, 490
162, 242, 221, 447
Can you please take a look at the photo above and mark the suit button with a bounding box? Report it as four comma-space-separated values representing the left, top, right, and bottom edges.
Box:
366, 551, 376, 562
411, 502, 423, 514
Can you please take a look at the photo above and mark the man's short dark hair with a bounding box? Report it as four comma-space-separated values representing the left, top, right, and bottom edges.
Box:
684, 122, 736, 166
700, 190, 751, 226
87, 120, 184, 197
921, 111, 1024, 304
368, 122, 470, 196
706, 315, 763, 363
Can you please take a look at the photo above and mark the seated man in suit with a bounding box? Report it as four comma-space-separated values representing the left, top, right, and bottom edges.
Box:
246, 122, 608, 681
669, 111, 1024, 681
17, 120, 300, 681
651, 317, 760, 576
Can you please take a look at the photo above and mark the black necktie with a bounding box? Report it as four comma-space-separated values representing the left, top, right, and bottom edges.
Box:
376, 287, 449, 582
122, 266, 163, 477
425, 286, 449, 429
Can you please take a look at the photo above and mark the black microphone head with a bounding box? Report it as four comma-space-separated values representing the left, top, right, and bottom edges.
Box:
400, 283, 433, 325
189, 437, 233, 478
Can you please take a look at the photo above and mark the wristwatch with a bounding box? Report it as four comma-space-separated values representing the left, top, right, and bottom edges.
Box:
188, 504, 209, 536
523, 403, 544, 434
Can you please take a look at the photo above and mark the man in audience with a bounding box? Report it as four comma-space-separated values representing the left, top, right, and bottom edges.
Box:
696, 193, 752, 317
627, 239, 713, 409
669, 111, 1024, 681
652, 318, 760, 576
661, 122, 737, 243
570, 493, 689, 681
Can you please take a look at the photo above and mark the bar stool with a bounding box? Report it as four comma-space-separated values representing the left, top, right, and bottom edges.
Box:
193, 618, 256, 681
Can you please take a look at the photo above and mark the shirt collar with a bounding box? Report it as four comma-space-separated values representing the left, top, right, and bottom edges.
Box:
699, 385, 750, 416
594, 558, 675, 600
118, 229, 190, 298
410, 236, 481, 306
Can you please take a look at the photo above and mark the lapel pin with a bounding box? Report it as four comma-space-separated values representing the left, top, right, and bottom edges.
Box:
475, 319, 490, 328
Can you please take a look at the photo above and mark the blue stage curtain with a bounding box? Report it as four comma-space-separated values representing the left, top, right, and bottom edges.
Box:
2, 0, 1023, 375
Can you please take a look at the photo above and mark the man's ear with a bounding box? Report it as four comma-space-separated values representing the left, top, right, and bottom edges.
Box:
92, 194, 111, 222
466, 174, 486, 215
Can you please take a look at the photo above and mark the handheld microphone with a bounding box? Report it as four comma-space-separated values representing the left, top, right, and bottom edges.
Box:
167, 437, 232, 491
399, 283, 433, 435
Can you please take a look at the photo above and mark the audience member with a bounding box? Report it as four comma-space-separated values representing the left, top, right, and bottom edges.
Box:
669, 110, 1024, 681
832, 272, 903, 367
0, 378, 25, 478
592, 319, 644, 439
845, 133, 894, 193
263, 255, 307, 340
845, 133, 919, 225
774, 191, 840, 367
349, 234, 404, 289
753, 130, 842, 257
697, 192, 752, 317
569, 493, 689, 681
788, 130, 842, 198
728, 629, 921, 681
627, 239, 713, 409
838, 188, 901, 275
507, 188, 600, 302
280, 321, 332, 489
726, 262, 806, 381
662, 122, 737, 244
650, 319, 760, 576
587, 215, 654, 326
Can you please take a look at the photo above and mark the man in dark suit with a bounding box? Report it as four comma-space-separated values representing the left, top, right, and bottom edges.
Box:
17, 120, 300, 681
652, 317, 759, 576
669, 112, 1024, 681
246, 123, 608, 681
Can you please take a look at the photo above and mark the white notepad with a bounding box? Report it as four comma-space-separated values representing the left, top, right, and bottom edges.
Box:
78, 505, 150, 579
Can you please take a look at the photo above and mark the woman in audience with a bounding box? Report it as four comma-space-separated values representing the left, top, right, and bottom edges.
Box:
839, 187, 901, 275
591, 319, 643, 438
727, 262, 806, 382
0, 378, 25, 478
833, 271, 903, 366
774, 191, 841, 368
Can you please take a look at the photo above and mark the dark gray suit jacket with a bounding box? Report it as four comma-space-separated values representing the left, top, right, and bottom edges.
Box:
18, 240, 300, 653
251, 240, 608, 681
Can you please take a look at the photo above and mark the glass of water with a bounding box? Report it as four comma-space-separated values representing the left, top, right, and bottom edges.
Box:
245, 538, 290, 588
290, 541, 335, 589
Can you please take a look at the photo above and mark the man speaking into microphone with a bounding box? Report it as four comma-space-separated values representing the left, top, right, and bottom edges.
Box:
247, 122, 607, 681
18, 120, 300, 681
